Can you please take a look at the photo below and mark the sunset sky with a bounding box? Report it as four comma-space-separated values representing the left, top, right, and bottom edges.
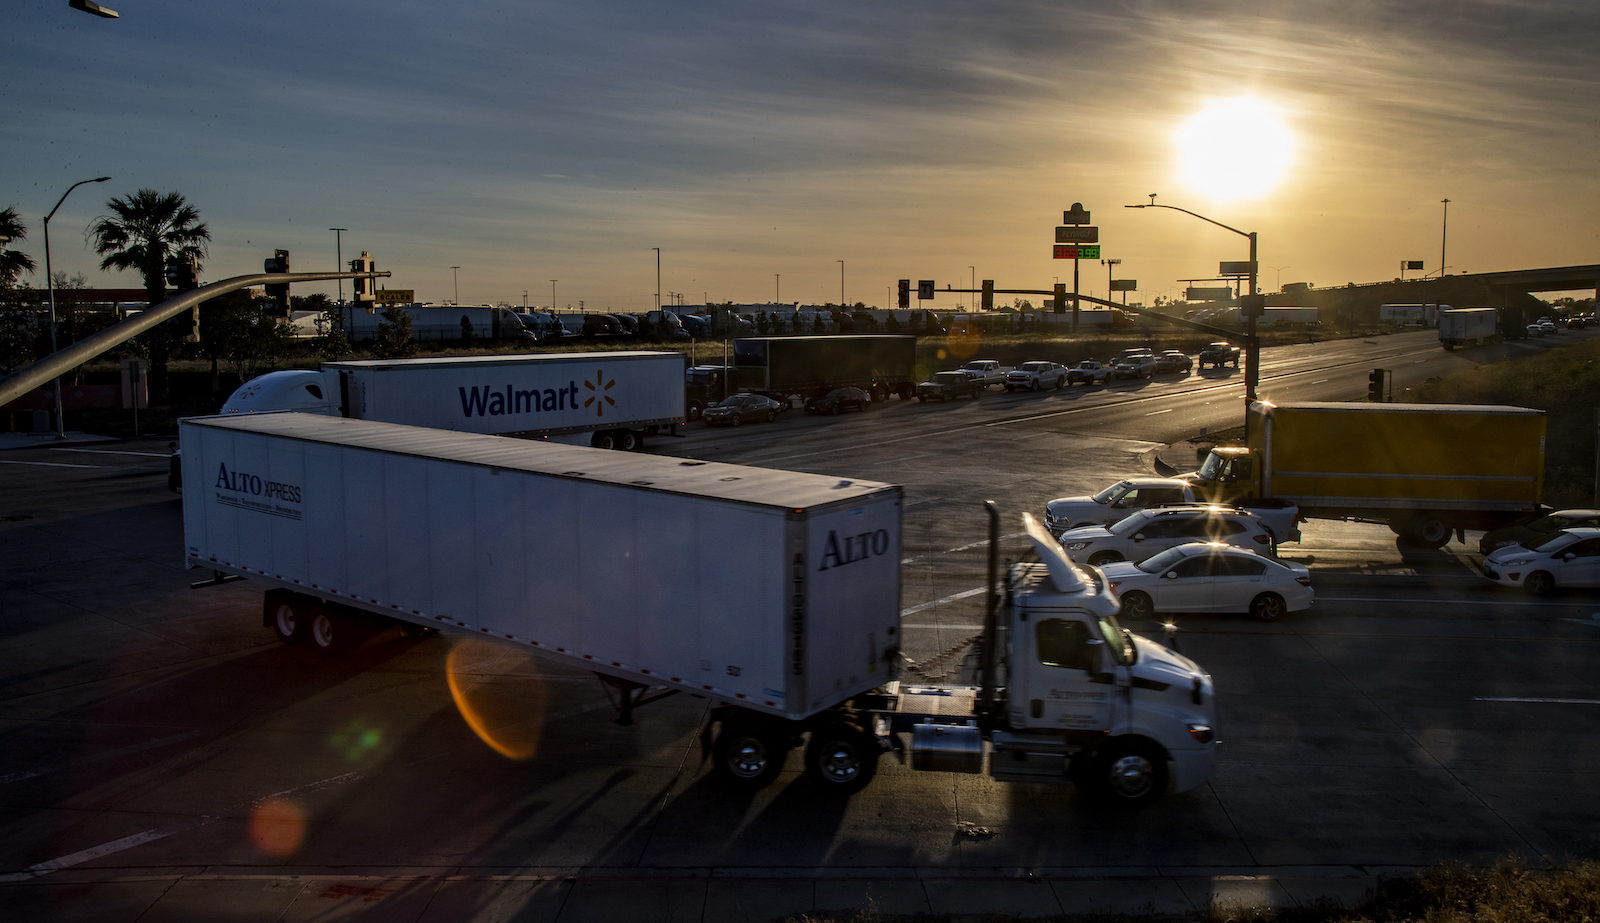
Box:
5, 1, 1597, 311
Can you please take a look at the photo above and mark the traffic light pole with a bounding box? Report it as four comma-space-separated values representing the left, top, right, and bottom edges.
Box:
0, 269, 390, 410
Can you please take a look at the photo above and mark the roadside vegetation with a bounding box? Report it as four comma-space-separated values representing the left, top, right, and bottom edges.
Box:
780, 859, 1600, 923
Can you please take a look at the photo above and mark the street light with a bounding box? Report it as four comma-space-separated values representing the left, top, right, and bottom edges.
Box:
1126, 196, 1260, 402
1267, 265, 1290, 291
1439, 198, 1450, 279
838, 260, 845, 307
549, 280, 557, 312
329, 228, 347, 303
44, 175, 111, 439
775, 274, 780, 304
450, 266, 461, 306
652, 247, 660, 312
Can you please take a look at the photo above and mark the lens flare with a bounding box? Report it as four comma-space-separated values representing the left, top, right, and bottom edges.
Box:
1174, 98, 1295, 201
445, 637, 549, 760
250, 797, 306, 857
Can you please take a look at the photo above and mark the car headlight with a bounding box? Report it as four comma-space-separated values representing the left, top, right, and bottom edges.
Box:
1065, 541, 1091, 551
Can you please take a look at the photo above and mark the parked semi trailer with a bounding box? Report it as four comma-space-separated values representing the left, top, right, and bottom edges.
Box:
1186, 401, 1545, 548
181, 413, 1218, 805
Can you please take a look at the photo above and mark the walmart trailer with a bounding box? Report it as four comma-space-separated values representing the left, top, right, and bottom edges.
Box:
181, 412, 903, 721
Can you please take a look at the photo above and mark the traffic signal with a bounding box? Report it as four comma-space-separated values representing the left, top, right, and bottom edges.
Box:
164, 256, 198, 293
264, 249, 290, 316
981, 280, 994, 311
1368, 369, 1385, 402
1053, 283, 1066, 313
897, 279, 910, 309
351, 251, 376, 313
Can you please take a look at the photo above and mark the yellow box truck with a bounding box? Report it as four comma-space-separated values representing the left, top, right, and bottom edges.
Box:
1187, 401, 1545, 548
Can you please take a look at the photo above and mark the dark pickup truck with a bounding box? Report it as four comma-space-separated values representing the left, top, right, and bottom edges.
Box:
916, 370, 985, 402
1198, 341, 1241, 369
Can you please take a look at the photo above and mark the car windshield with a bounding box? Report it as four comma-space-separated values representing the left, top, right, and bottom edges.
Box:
1528, 531, 1583, 553
933, 372, 961, 383
1092, 480, 1132, 505
1108, 511, 1152, 536
1076, 361, 1096, 369
1137, 547, 1188, 574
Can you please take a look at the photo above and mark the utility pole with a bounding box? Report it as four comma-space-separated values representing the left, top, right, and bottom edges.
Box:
549, 280, 557, 312
838, 260, 845, 307
450, 266, 461, 306
329, 228, 347, 303
775, 274, 781, 304
1439, 199, 1450, 278
652, 247, 660, 311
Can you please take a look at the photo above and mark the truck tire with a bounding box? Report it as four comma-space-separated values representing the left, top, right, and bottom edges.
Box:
267, 592, 307, 645
591, 430, 619, 450
917, 395, 927, 403
805, 722, 879, 794
1398, 514, 1452, 549
1119, 591, 1154, 621
618, 430, 641, 451
309, 606, 366, 657
1250, 592, 1286, 622
1084, 738, 1168, 809
1054, 376, 1064, 390
713, 720, 788, 789
898, 384, 913, 400
687, 401, 704, 422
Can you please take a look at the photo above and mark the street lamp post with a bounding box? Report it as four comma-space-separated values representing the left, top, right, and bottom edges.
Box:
775, 274, 780, 305
549, 280, 557, 312
43, 175, 111, 439
838, 260, 845, 307
1126, 197, 1260, 402
652, 248, 660, 312
449, 266, 461, 306
1439, 198, 1450, 279
329, 228, 347, 303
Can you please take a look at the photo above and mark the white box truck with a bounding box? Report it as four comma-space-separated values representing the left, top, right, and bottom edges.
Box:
182, 413, 1218, 806
1438, 307, 1500, 350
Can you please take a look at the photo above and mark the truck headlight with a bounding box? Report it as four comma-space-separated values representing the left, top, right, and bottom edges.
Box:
1187, 723, 1215, 744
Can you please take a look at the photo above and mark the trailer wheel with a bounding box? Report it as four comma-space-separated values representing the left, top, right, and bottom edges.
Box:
1399, 514, 1452, 549
591, 430, 619, 450
1250, 592, 1286, 623
618, 430, 641, 451
805, 722, 879, 794
1086, 739, 1168, 809
268, 594, 308, 645
309, 607, 365, 657
687, 401, 704, 422
713, 721, 788, 789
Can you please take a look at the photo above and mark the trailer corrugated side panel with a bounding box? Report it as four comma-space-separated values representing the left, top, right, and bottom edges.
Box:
326, 352, 685, 435
1253, 401, 1544, 510
181, 413, 900, 719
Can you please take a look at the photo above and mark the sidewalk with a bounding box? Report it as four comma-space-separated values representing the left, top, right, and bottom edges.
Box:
2, 864, 1396, 922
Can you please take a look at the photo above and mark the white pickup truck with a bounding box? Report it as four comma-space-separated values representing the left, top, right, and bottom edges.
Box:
1045, 477, 1302, 544
1005, 361, 1070, 391
959, 359, 1013, 388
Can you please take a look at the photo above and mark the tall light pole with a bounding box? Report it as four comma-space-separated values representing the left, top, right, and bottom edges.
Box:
1126, 196, 1259, 402
1439, 198, 1450, 278
449, 266, 461, 306
522, 290, 528, 309
1267, 265, 1290, 291
969, 265, 975, 310
44, 175, 111, 439
652, 248, 660, 312
549, 280, 557, 312
775, 274, 781, 304
837, 260, 845, 307
329, 228, 347, 303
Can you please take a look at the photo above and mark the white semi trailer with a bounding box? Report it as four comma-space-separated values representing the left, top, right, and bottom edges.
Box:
1437, 307, 1500, 350
181, 413, 1219, 805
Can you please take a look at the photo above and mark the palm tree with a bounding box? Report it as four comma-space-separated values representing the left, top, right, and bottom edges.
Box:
88, 189, 209, 305
0, 206, 36, 288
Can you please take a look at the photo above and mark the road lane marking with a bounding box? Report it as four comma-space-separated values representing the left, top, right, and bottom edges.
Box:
902, 532, 1025, 565
0, 771, 361, 882
1317, 596, 1593, 607
1310, 379, 1329, 384
0, 728, 211, 785
901, 587, 986, 616
0, 459, 99, 469
1145, 409, 1173, 416
1475, 697, 1600, 705
49, 448, 169, 458
1562, 614, 1600, 627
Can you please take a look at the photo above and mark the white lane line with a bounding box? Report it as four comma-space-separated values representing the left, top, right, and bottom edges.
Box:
902, 531, 1025, 565
1310, 379, 1330, 384
49, 448, 169, 458
1145, 409, 1173, 416
901, 587, 986, 617
1317, 596, 1594, 607
0, 459, 99, 469
0, 771, 360, 882
1562, 615, 1600, 627
0, 728, 211, 785
1475, 697, 1600, 705
903, 623, 984, 630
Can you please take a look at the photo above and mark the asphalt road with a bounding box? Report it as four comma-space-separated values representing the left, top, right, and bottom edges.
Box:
2, 326, 1597, 921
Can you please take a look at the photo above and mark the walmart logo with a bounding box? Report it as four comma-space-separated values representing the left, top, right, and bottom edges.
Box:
583, 369, 616, 417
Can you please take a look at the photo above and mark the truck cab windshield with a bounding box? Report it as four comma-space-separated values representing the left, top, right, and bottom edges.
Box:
1196, 453, 1226, 480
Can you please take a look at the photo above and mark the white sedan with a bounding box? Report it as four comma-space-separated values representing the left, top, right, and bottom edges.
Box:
1099, 542, 1313, 622
1054, 505, 1276, 566
1480, 527, 1600, 595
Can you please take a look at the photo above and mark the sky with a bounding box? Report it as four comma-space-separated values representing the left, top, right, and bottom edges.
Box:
4, 0, 1598, 311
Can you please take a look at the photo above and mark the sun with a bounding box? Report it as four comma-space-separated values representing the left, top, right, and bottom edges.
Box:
1174, 98, 1295, 201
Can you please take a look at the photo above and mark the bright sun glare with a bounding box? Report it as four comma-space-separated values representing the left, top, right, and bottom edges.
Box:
1175, 98, 1295, 201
